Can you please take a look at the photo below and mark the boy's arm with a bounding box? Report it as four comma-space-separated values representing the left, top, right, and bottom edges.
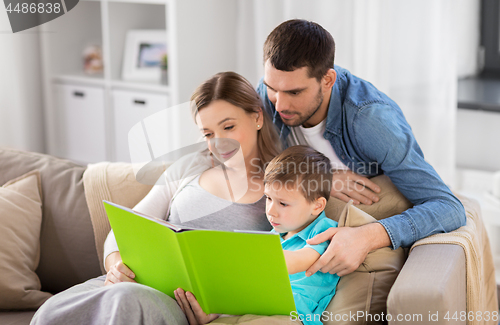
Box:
283, 248, 321, 275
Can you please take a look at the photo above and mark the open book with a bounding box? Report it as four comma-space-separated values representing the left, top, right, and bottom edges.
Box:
103, 201, 296, 316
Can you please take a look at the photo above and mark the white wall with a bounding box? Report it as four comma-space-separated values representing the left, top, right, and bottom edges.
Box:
455, 0, 481, 78
0, 9, 45, 152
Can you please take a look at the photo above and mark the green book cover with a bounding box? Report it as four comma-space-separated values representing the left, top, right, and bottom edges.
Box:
103, 200, 296, 316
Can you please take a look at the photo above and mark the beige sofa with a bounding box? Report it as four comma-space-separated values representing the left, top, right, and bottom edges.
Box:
0, 147, 497, 325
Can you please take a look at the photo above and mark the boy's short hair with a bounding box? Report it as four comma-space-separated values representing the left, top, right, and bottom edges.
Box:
263, 19, 335, 81
264, 145, 333, 202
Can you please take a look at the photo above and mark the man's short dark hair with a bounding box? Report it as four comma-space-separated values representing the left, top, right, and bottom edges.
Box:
263, 19, 335, 81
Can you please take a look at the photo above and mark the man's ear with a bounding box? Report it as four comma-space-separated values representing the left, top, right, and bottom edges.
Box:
313, 197, 327, 215
322, 69, 336, 90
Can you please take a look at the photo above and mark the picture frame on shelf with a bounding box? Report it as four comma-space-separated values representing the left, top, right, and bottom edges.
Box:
122, 30, 167, 83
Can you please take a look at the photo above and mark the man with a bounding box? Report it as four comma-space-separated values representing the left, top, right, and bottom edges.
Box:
256, 19, 466, 277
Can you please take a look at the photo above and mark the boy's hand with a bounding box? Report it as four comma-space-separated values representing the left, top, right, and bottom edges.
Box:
305, 223, 391, 277
330, 170, 380, 205
174, 288, 220, 325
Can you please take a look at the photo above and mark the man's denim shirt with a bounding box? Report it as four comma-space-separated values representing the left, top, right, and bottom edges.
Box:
256, 65, 466, 250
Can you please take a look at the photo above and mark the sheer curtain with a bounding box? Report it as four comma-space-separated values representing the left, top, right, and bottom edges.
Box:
236, 0, 479, 187
0, 10, 45, 152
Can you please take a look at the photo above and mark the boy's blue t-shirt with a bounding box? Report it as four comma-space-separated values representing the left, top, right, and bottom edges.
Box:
271, 212, 340, 325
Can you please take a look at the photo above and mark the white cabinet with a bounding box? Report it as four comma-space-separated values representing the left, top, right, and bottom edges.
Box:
112, 89, 202, 163
112, 90, 168, 162
40, 0, 236, 163
55, 83, 107, 163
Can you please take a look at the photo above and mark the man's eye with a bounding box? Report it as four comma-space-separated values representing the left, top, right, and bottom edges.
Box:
289, 91, 300, 96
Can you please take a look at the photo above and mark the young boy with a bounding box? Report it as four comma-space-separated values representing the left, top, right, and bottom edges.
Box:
263, 145, 340, 325
174, 145, 339, 325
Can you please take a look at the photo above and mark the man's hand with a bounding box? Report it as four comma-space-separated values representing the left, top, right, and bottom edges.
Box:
305, 223, 391, 277
174, 288, 220, 325
331, 170, 381, 205
104, 259, 136, 286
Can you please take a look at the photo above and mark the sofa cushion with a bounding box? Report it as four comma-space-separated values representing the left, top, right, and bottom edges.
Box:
324, 174, 413, 222
321, 175, 412, 324
324, 201, 407, 324
0, 148, 101, 293
83, 162, 159, 272
0, 310, 37, 325
0, 170, 52, 309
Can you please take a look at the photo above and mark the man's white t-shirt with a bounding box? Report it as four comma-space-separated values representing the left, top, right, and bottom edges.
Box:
288, 119, 350, 170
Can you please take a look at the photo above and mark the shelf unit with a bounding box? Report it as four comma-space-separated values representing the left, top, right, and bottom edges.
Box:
40, 0, 237, 164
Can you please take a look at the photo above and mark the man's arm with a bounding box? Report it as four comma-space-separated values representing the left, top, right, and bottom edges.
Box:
353, 104, 466, 249
306, 104, 465, 277
306, 222, 391, 277
283, 248, 321, 274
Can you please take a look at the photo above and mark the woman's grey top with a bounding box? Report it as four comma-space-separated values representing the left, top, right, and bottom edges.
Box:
168, 175, 271, 232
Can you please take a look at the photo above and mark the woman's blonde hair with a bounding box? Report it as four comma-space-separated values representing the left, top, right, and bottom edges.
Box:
191, 71, 282, 169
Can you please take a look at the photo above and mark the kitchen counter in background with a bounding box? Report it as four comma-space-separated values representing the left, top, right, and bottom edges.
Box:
456, 77, 500, 172
458, 77, 500, 113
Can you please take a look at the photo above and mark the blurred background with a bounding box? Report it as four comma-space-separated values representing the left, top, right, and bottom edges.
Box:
0, 0, 499, 278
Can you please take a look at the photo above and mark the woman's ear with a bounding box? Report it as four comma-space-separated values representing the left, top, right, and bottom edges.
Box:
254, 108, 264, 129
312, 197, 327, 215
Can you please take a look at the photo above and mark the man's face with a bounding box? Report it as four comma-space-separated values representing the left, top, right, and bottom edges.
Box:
263, 60, 324, 127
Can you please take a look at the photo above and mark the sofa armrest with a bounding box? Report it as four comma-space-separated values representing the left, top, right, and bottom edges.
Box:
387, 244, 466, 325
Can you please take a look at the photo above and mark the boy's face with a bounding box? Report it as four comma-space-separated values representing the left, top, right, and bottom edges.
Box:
264, 181, 323, 236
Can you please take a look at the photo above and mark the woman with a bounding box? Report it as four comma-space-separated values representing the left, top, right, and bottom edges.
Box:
31, 72, 282, 325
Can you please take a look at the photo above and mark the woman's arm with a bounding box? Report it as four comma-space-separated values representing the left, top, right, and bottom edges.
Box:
102, 170, 177, 269
174, 288, 220, 325
104, 251, 122, 272
283, 248, 321, 275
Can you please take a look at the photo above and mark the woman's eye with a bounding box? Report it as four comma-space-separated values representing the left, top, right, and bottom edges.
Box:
224, 126, 234, 131
203, 133, 213, 138
280, 202, 287, 207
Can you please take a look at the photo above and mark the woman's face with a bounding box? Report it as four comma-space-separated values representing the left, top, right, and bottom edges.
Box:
195, 100, 263, 169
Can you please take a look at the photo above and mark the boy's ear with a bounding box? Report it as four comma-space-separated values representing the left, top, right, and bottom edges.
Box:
313, 197, 327, 215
